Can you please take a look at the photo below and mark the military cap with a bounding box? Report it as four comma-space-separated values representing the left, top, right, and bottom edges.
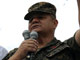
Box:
24, 2, 56, 20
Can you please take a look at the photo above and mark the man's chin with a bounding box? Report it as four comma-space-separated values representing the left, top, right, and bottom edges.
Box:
31, 29, 41, 32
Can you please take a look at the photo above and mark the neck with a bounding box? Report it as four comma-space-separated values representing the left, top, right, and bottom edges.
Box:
37, 32, 54, 48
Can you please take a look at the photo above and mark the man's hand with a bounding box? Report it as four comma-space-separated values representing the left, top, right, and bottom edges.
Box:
75, 0, 80, 47
9, 39, 38, 60
75, 29, 80, 46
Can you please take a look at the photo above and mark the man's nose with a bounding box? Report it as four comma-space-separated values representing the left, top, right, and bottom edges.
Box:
32, 17, 39, 22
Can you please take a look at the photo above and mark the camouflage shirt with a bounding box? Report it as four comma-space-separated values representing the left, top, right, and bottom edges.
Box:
65, 34, 80, 60
3, 38, 74, 60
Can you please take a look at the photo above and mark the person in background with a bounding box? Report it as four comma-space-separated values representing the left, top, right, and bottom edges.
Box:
0, 46, 8, 60
3, 1, 74, 60
64, 0, 80, 60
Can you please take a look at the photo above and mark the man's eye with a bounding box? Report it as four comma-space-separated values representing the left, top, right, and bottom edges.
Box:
38, 16, 44, 19
29, 18, 33, 23
29, 16, 45, 23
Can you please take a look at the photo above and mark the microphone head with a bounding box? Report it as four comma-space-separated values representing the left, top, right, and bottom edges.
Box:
30, 31, 38, 40
22, 30, 30, 40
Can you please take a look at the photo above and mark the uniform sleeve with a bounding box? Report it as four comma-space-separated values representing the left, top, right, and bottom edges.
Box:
64, 35, 80, 51
64, 35, 80, 60
2, 48, 18, 60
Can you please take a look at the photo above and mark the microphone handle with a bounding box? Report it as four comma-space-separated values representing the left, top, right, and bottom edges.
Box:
27, 38, 35, 60
26, 52, 34, 60
29, 31, 38, 60
29, 38, 36, 60
30, 52, 35, 60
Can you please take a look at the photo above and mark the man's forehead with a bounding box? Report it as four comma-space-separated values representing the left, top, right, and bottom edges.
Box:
33, 13, 50, 16
29, 13, 51, 19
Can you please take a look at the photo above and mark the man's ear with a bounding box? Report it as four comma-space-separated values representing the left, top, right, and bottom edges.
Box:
53, 19, 58, 28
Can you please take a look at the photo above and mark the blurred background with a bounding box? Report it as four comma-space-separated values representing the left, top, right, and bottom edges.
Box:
0, 0, 79, 51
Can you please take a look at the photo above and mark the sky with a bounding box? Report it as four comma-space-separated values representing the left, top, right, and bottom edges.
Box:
0, 0, 79, 51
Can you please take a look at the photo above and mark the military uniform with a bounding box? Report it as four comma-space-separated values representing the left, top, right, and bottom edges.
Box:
3, 38, 74, 60
2, 2, 76, 60
65, 34, 80, 60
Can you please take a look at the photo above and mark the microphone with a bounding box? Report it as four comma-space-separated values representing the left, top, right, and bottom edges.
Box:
30, 30, 38, 40
22, 30, 31, 59
30, 31, 38, 60
22, 30, 38, 60
22, 30, 30, 40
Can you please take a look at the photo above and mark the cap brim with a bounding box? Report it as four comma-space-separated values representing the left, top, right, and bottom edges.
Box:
24, 11, 49, 20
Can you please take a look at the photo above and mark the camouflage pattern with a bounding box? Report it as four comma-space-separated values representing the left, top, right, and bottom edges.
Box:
64, 35, 80, 60
2, 48, 18, 60
3, 38, 74, 60
24, 2, 56, 20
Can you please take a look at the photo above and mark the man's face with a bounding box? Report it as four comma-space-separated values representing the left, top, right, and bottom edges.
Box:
28, 14, 58, 33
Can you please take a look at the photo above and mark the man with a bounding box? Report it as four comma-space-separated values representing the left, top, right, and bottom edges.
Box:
64, 0, 80, 60
0, 46, 8, 60
3, 2, 74, 60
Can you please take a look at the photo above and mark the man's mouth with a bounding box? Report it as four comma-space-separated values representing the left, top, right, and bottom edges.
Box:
31, 25, 40, 29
